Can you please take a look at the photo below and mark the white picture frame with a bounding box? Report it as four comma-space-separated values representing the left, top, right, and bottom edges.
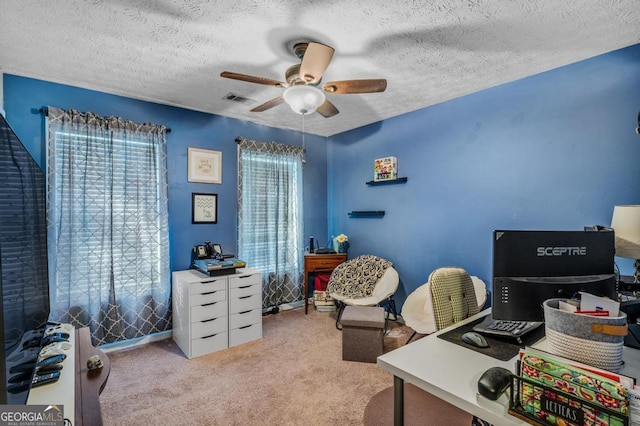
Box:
188, 147, 222, 184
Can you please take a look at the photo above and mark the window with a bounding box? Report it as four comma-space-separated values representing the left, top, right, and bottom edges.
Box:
237, 137, 304, 309
46, 107, 170, 345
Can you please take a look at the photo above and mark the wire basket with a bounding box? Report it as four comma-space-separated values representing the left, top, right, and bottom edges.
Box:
508, 373, 629, 426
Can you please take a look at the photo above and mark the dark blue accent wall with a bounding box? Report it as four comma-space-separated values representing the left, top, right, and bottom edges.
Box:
3, 75, 329, 272
327, 44, 640, 310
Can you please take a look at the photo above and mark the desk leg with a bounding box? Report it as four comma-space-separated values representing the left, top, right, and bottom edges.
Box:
394, 375, 404, 426
303, 272, 309, 315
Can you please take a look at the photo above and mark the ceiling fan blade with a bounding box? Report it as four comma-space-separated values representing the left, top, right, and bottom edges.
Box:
323, 79, 387, 94
220, 71, 285, 87
316, 100, 339, 118
250, 96, 285, 112
299, 42, 335, 84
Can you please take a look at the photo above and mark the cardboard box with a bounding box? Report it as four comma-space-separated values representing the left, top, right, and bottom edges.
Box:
374, 156, 397, 181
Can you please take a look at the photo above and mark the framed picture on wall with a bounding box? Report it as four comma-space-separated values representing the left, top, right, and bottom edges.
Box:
192, 193, 218, 224
188, 147, 222, 184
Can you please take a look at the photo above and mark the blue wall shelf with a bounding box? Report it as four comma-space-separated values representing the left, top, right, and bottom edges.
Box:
348, 211, 385, 218
365, 177, 408, 186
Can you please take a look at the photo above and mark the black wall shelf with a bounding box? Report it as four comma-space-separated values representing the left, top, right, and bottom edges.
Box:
366, 177, 408, 186
348, 211, 385, 218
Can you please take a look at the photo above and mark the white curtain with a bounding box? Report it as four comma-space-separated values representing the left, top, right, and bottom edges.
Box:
237, 137, 304, 309
46, 107, 171, 345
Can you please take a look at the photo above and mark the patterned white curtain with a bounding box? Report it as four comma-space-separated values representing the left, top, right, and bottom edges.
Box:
237, 137, 304, 309
46, 107, 171, 345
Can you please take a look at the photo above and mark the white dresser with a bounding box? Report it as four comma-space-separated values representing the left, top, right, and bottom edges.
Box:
172, 268, 262, 359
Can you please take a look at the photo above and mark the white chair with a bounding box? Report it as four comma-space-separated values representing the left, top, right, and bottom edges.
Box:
327, 255, 400, 330
402, 267, 487, 344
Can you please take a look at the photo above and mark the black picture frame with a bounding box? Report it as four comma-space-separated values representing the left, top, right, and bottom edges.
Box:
192, 193, 218, 224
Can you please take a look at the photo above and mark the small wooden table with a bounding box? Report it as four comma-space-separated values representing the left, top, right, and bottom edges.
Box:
303, 253, 347, 314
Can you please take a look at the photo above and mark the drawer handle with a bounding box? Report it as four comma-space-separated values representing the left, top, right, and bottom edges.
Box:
201, 317, 219, 323
238, 275, 252, 279
202, 333, 220, 339
239, 324, 253, 330
238, 285, 252, 289
238, 310, 252, 315
200, 290, 220, 296
201, 280, 221, 284
202, 301, 219, 307
238, 295, 252, 300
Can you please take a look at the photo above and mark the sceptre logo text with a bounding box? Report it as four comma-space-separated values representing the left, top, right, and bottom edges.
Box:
536, 246, 587, 256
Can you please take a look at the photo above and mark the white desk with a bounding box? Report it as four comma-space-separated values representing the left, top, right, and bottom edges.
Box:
377, 309, 640, 426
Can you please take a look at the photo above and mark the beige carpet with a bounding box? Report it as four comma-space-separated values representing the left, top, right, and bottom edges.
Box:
99, 308, 440, 425
363, 383, 473, 426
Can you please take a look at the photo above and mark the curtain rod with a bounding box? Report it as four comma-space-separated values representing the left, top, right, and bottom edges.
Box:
235, 136, 306, 153
38, 107, 171, 133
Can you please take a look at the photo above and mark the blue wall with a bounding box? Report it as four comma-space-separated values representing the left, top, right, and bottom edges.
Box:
3, 74, 329, 272
328, 44, 640, 309
4, 43, 640, 313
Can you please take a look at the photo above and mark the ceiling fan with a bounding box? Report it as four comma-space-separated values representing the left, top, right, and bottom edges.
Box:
220, 41, 387, 117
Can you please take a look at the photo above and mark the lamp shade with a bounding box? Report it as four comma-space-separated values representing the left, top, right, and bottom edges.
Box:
611, 205, 640, 259
283, 85, 325, 115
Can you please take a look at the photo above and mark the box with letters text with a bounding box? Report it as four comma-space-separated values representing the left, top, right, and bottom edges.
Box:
508, 348, 630, 426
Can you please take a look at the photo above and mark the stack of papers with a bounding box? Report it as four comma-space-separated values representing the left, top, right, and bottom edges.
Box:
558, 292, 620, 317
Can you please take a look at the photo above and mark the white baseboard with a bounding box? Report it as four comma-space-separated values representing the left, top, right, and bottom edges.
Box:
262, 300, 304, 314
102, 300, 308, 353
280, 300, 304, 310
100, 330, 172, 353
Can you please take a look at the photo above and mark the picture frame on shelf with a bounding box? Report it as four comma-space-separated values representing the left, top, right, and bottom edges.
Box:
188, 147, 222, 184
373, 156, 397, 181
192, 193, 218, 224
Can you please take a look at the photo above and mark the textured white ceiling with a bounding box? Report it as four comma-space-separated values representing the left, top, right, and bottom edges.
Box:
0, 0, 638, 137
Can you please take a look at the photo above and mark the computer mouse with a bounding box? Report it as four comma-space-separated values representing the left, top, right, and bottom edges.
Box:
461, 331, 489, 348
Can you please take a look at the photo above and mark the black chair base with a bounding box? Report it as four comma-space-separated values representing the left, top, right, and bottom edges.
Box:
405, 331, 417, 345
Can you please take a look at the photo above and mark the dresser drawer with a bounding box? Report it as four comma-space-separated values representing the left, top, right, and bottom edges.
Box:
229, 292, 261, 313
229, 323, 262, 347
190, 277, 226, 295
229, 308, 261, 329
191, 300, 227, 322
229, 282, 260, 300
191, 332, 228, 358
229, 273, 261, 289
304, 254, 347, 271
190, 287, 225, 306
191, 316, 227, 338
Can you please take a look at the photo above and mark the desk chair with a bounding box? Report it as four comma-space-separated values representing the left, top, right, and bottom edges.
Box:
402, 267, 487, 344
326, 255, 399, 330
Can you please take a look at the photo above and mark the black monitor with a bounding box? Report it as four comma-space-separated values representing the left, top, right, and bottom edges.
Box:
492, 229, 616, 322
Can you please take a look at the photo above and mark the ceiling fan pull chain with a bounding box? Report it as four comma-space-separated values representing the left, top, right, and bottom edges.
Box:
302, 113, 306, 164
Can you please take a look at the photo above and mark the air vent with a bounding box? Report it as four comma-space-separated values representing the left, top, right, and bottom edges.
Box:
223, 93, 256, 105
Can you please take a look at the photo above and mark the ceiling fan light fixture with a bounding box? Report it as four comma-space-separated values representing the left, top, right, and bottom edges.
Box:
283, 85, 325, 115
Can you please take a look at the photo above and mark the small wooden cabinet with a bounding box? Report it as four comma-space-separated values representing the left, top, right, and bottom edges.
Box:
303, 253, 347, 314
172, 268, 262, 358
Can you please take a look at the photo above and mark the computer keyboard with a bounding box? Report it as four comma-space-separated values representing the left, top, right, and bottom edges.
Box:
472, 315, 543, 343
